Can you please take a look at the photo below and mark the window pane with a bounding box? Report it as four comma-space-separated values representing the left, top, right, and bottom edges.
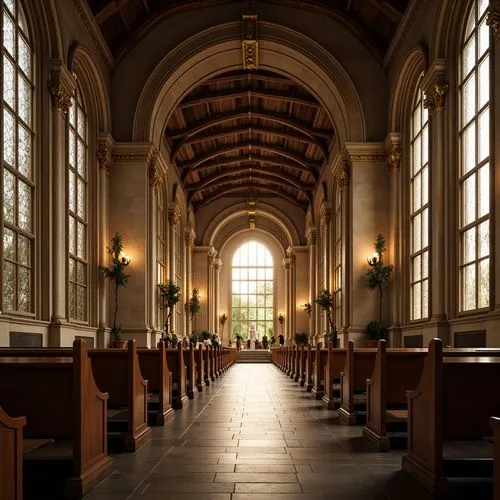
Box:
3, 57, 15, 108
478, 57, 489, 110
462, 36, 476, 78
3, 13, 15, 55
463, 175, 476, 225
463, 264, 476, 311
464, 227, 476, 264
463, 76, 476, 126
478, 220, 489, 258
478, 258, 489, 308
478, 108, 489, 163
478, 164, 489, 217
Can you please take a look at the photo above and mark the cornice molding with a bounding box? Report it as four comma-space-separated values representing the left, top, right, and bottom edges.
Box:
71, 0, 115, 68
384, 0, 426, 69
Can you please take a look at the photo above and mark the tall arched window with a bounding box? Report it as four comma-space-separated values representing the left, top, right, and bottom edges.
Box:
459, 0, 490, 311
410, 82, 429, 320
231, 241, 273, 340
333, 187, 342, 327
156, 186, 166, 329
2, 0, 34, 313
67, 86, 88, 322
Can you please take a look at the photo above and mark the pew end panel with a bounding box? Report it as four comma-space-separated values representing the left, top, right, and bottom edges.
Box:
0, 406, 26, 500
491, 417, 500, 500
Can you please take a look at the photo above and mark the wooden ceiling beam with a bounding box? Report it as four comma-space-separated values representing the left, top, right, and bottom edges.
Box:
168, 108, 332, 141
179, 88, 320, 109
186, 167, 312, 194
178, 141, 322, 181
171, 124, 328, 163
190, 155, 314, 177
193, 185, 309, 210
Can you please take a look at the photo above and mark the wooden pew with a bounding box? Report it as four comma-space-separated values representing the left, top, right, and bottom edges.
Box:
491, 417, 500, 500
362, 340, 426, 450
203, 346, 212, 385
296, 344, 305, 384
338, 341, 377, 425
305, 344, 315, 392
167, 343, 188, 409
0, 406, 26, 500
195, 346, 205, 392
89, 340, 152, 452
321, 342, 347, 409
137, 342, 174, 425
0, 340, 112, 498
183, 344, 197, 399
312, 344, 328, 399
288, 346, 296, 377
402, 339, 500, 494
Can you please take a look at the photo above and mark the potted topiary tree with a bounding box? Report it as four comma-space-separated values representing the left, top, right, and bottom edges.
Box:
236, 333, 243, 351
158, 280, 181, 341
365, 234, 393, 346
294, 332, 309, 346
315, 289, 338, 347
189, 287, 200, 332
220, 313, 228, 339
99, 233, 131, 348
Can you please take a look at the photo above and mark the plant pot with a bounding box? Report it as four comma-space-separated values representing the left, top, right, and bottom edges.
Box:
111, 340, 127, 349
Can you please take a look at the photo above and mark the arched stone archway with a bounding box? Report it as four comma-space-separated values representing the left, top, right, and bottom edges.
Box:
132, 22, 366, 152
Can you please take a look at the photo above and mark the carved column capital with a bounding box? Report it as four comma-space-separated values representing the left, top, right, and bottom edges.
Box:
387, 146, 403, 174
168, 206, 181, 227
184, 228, 196, 248
306, 227, 318, 247
487, 0, 500, 38
336, 159, 351, 188
424, 79, 449, 114
282, 257, 291, 271
49, 60, 76, 115
97, 134, 113, 175
320, 205, 331, 230
148, 158, 161, 190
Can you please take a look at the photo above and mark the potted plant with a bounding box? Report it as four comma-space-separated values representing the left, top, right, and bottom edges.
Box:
220, 313, 228, 338
270, 335, 276, 347
99, 233, 131, 348
365, 233, 393, 345
294, 332, 309, 345
201, 331, 211, 342
365, 320, 387, 347
170, 333, 178, 348
189, 332, 198, 345
189, 288, 200, 332
262, 334, 269, 349
278, 313, 285, 337
158, 280, 181, 340
315, 289, 338, 347
235, 333, 243, 351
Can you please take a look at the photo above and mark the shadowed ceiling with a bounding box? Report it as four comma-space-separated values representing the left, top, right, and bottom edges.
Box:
165, 69, 334, 211
85, 0, 410, 61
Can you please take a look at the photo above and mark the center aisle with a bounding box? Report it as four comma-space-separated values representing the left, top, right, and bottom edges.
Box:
86, 364, 437, 500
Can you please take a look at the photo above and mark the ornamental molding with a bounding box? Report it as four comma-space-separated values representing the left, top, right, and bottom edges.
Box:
305, 227, 318, 247
320, 204, 332, 229
336, 159, 351, 188
487, 0, 500, 38
71, 0, 114, 68
282, 257, 291, 270
421, 60, 448, 114
242, 14, 258, 70
148, 159, 161, 189
385, 132, 402, 174
49, 60, 76, 115
384, 0, 425, 69
168, 205, 181, 226
184, 228, 196, 248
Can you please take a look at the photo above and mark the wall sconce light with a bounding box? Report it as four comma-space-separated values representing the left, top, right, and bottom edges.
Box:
300, 303, 312, 316
367, 252, 379, 267
120, 254, 131, 266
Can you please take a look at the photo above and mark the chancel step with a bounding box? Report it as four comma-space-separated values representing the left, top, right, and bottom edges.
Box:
236, 350, 271, 363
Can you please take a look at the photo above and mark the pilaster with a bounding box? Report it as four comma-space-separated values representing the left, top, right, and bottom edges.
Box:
306, 227, 318, 342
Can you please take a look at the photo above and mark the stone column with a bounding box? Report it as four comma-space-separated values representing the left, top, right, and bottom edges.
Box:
289, 250, 297, 339
109, 143, 160, 347
168, 205, 180, 335
148, 156, 164, 343
306, 228, 318, 343
422, 62, 450, 344
342, 143, 389, 346
96, 134, 113, 348
48, 61, 76, 347
320, 205, 331, 338
385, 133, 403, 347
214, 258, 222, 335
185, 229, 195, 334
282, 258, 290, 340
487, 6, 500, 344
207, 247, 217, 333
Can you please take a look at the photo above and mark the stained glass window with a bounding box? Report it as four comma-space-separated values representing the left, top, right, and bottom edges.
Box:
157, 187, 166, 329
67, 86, 88, 322
410, 82, 429, 320
2, 0, 34, 313
459, 0, 490, 311
334, 187, 342, 328
231, 241, 273, 340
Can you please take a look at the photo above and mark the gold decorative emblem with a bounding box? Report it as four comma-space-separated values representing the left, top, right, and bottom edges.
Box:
242, 14, 258, 70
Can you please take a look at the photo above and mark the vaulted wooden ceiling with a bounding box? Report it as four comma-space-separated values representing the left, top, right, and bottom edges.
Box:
85, 0, 410, 60
165, 69, 333, 211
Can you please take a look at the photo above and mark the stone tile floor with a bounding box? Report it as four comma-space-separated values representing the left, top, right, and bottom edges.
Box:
86, 364, 493, 499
